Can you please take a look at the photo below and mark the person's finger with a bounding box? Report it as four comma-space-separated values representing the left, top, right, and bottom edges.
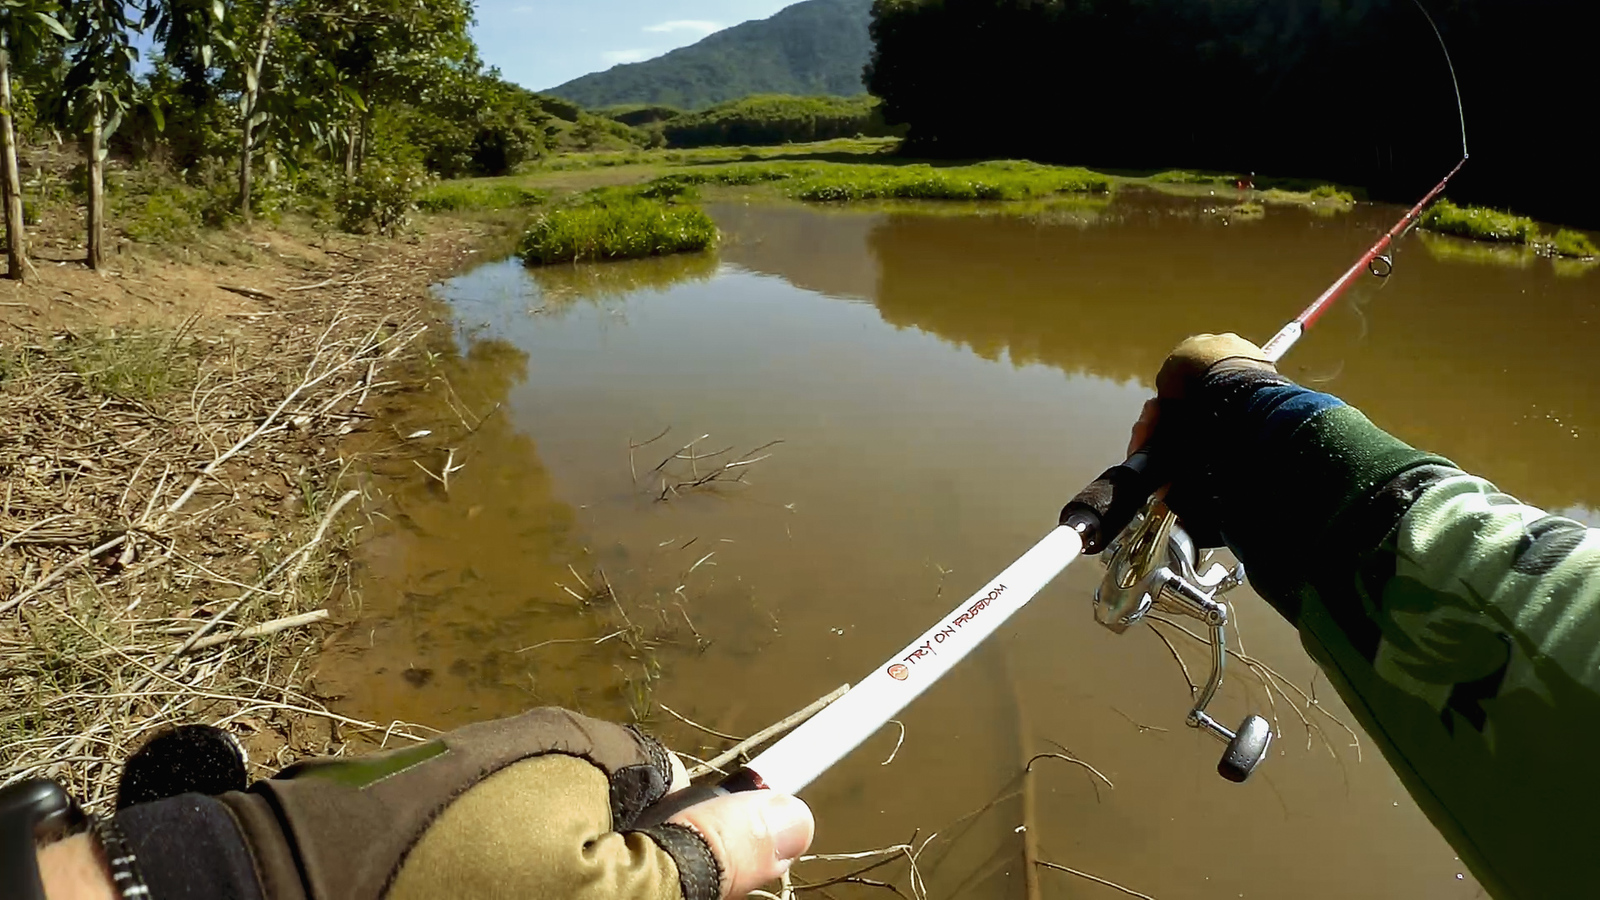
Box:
671, 791, 814, 898
1127, 397, 1160, 457
668, 752, 690, 793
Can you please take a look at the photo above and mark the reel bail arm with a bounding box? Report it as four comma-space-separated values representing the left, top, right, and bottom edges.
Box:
1093, 500, 1273, 782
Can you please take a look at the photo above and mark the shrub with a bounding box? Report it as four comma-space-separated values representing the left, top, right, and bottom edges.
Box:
123, 188, 201, 243
338, 161, 429, 235
1550, 228, 1598, 258
1419, 199, 1538, 243
519, 196, 717, 265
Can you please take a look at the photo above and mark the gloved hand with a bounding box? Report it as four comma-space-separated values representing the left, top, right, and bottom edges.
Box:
108, 708, 813, 900
1125, 333, 1281, 547
1126, 332, 1276, 455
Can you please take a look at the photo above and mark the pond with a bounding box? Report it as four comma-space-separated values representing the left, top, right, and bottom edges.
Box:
316, 189, 1598, 898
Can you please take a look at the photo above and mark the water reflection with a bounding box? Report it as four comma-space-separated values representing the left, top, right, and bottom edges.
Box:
720, 199, 1600, 512
529, 252, 720, 305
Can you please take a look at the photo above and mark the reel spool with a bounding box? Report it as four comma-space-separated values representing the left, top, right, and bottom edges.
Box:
1093, 500, 1273, 782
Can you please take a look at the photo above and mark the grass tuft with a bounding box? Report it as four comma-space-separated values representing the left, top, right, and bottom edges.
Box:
65, 332, 202, 401
1550, 228, 1598, 259
1420, 199, 1538, 244
519, 193, 717, 265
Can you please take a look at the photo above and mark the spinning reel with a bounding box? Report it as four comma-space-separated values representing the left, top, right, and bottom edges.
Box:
1093, 499, 1273, 782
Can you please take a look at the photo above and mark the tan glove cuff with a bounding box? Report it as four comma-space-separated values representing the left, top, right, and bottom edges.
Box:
1155, 333, 1276, 400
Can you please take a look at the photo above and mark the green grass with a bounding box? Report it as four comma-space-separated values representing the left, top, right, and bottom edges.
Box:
519, 192, 717, 265
629, 159, 1111, 203
1550, 228, 1599, 258
1309, 184, 1356, 203
416, 181, 549, 212
1149, 170, 1236, 185
789, 161, 1110, 201
1420, 199, 1539, 244
65, 332, 202, 401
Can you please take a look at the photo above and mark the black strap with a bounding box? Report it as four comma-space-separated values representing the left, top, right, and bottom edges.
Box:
90, 814, 152, 900
0, 779, 86, 900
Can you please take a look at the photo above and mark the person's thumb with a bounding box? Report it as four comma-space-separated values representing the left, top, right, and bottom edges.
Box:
670, 791, 814, 898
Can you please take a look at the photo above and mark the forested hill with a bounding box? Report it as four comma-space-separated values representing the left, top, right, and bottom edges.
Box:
547, 0, 872, 110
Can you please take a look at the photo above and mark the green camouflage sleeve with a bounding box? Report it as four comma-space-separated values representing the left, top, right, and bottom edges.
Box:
1186, 368, 1600, 900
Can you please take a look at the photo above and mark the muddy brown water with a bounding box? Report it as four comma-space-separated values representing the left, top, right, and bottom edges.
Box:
318, 189, 1599, 898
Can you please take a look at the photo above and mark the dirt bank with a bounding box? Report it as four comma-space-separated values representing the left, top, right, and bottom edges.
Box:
0, 218, 501, 810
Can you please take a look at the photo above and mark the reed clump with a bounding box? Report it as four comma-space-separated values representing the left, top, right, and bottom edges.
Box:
1420, 199, 1539, 244
519, 191, 717, 265
1550, 228, 1598, 259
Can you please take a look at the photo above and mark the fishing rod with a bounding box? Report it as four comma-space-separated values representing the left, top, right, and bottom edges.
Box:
636, 0, 1470, 828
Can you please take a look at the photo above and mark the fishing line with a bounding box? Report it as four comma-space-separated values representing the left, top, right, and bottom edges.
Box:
1412, 0, 1469, 162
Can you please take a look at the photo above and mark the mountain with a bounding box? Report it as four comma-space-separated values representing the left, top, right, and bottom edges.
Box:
547, 0, 873, 110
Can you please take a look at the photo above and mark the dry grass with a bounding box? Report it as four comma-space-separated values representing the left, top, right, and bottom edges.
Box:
0, 234, 488, 811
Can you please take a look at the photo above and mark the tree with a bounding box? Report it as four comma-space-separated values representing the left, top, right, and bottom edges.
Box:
230, 0, 280, 224
58, 0, 143, 269
865, 0, 1600, 228
0, 0, 68, 280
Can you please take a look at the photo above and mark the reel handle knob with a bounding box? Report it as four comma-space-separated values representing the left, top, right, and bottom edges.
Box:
1218, 714, 1273, 783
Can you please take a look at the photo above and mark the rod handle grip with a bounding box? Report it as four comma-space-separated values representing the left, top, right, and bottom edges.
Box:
1059, 447, 1165, 554
631, 768, 766, 830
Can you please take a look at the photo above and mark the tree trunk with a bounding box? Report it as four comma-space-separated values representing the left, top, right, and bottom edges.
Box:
239, 114, 254, 225
238, 0, 278, 226
343, 124, 356, 179
86, 101, 103, 271
0, 44, 31, 281
355, 109, 371, 175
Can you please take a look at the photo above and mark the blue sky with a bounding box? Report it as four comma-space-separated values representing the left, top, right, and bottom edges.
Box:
474, 1, 796, 92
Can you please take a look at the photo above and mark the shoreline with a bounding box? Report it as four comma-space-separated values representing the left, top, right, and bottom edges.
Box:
0, 215, 507, 808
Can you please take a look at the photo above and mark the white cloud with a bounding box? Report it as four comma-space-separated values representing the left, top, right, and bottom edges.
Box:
643, 20, 721, 35
601, 49, 655, 65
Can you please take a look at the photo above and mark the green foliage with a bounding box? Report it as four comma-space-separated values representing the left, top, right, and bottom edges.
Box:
659, 94, 899, 148
337, 160, 428, 235
416, 181, 548, 212
373, 79, 556, 178
1550, 229, 1598, 258
548, 0, 873, 109
121, 185, 201, 243
519, 193, 717, 265
790, 161, 1110, 201
1421, 200, 1539, 244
